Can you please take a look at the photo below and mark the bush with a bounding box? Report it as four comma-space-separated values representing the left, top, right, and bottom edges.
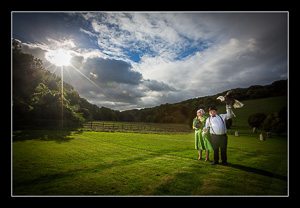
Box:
262, 106, 287, 135
248, 113, 267, 129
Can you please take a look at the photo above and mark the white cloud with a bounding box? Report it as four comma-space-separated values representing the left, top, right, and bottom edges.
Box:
81, 13, 204, 63
46, 37, 77, 49
76, 48, 110, 60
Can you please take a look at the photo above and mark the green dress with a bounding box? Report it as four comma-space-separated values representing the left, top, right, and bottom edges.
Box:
193, 115, 214, 151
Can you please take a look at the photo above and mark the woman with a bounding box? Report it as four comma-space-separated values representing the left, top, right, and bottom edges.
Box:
193, 109, 214, 161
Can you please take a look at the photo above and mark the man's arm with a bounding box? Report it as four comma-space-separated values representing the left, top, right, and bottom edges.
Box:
220, 105, 234, 120
202, 118, 210, 136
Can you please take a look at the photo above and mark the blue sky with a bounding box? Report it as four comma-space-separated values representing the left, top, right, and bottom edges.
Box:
12, 12, 288, 111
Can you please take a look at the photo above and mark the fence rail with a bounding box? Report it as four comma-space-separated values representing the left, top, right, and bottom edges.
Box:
82, 121, 191, 133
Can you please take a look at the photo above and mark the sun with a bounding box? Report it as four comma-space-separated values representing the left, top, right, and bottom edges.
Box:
45, 49, 72, 66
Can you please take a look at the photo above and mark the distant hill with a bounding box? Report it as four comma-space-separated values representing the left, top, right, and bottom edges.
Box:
216, 96, 287, 127
119, 79, 288, 127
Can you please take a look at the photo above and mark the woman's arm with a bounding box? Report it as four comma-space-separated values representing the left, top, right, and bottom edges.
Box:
202, 118, 210, 136
192, 117, 197, 130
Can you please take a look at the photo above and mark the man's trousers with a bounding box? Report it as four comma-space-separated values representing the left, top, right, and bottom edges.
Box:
211, 134, 228, 163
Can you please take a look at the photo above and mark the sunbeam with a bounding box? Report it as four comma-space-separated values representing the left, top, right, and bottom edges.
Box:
61, 66, 64, 128
64, 66, 76, 87
69, 65, 109, 97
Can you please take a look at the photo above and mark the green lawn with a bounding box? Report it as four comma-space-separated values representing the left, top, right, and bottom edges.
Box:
13, 129, 287, 196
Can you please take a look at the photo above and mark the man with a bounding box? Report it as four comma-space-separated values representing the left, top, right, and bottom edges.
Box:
203, 105, 233, 165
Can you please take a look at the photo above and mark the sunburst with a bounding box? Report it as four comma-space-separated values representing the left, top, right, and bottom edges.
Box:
45, 49, 72, 66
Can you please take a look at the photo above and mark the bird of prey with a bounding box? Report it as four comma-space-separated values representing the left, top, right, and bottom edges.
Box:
217, 90, 244, 108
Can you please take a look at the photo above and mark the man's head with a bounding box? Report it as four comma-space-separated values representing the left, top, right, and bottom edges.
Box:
208, 106, 217, 117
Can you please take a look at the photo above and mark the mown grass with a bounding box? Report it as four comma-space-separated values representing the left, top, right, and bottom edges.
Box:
12, 128, 287, 196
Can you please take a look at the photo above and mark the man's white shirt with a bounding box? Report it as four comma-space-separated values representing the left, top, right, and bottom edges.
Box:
204, 106, 233, 135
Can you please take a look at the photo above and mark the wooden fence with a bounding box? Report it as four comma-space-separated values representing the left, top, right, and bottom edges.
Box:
82, 121, 191, 133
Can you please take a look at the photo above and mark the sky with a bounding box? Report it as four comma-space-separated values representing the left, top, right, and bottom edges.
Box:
12, 12, 288, 111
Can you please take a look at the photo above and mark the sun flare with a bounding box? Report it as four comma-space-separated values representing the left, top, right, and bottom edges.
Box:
45, 49, 72, 66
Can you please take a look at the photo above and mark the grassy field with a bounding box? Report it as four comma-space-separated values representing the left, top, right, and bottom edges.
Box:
13, 128, 287, 196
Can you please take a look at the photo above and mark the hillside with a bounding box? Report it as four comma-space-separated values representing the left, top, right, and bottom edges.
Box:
120, 80, 288, 127
217, 96, 287, 127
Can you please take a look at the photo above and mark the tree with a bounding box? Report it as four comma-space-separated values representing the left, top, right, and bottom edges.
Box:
13, 39, 86, 128
248, 113, 267, 129
262, 106, 287, 135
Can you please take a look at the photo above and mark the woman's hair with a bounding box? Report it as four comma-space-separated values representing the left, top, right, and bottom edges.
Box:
197, 109, 205, 114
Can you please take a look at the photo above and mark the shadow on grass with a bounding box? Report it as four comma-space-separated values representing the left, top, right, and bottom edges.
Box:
13, 129, 83, 143
153, 161, 287, 195
153, 163, 208, 195
229, 163, 287, 181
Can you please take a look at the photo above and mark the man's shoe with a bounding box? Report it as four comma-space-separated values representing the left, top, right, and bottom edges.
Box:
211, 161, 219, 165
222, 162, 232, 166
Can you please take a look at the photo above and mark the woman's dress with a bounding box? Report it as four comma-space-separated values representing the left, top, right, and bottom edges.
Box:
193, 115, 214, 151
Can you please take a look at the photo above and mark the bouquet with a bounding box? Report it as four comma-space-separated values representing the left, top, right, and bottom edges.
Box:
193, 119, 202, 129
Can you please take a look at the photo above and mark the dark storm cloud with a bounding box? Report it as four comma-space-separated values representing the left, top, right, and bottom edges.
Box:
143, 79, 177, 92
67, 56, 180, 109
65, 56, 145, 108
82, 57, 142, 85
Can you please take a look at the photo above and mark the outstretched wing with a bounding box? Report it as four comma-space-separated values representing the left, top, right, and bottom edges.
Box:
226, 90, 233, 96
233, 99, 244, 108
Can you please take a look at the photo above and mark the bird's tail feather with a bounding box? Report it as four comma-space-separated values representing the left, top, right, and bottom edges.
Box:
233, 99, 244, 108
